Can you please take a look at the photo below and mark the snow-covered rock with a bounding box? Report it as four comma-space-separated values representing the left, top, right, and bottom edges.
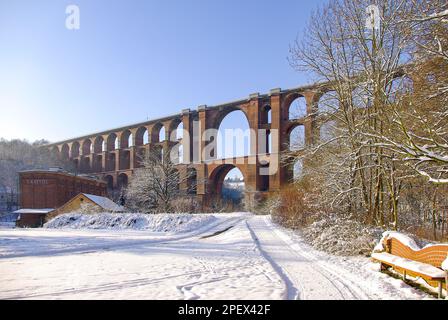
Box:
44, 212, 216, 233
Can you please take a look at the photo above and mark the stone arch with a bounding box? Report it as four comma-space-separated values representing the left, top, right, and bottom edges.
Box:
176, 121, 184, 140
211, 105, 250, 131
104, 175, 114, 190
117, 173, 128, 190
168, 118, 183, 141
215, 109, 251, 159
318, 90, 339, 114
71, 141, 80, 158
120, 130, 133, 149
135, 126, 149, 146
107, 133, 118, 151
51, 146, 60, 160
82, 139, 92, 155
261, 104, 271, 124
93, 136, 104, 153
288, 124, 306, 151
209, 164, 245, 196
151, 123, 166, 143
284, 92, 307, 120
61, 144, 70, 160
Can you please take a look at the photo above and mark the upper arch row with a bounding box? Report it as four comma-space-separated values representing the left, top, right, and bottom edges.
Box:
47, 75, 415, 158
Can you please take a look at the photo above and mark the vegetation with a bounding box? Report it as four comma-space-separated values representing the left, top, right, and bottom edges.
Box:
0, 139, 74, 212
269, 0, 448, 246
125, 147, 199, 213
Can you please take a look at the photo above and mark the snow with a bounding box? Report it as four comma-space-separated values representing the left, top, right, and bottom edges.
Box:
373, 230, 446, 253
44, 212, 216, 233
0, 222, 15, 228
442, 257, 448, 271
13, 208, 54, 214
371, 252, 447, 278
303, 214, 381, 256
0, 213, 435, 300
373, 231, 421, 252
82, 194, 125, 212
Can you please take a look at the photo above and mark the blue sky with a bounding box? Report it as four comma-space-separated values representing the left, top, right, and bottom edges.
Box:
0, 0, 325, 143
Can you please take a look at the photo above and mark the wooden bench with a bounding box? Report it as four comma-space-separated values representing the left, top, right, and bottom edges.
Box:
371, 234, 448, 299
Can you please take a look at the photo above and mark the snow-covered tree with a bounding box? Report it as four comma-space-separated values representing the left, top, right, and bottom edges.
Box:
287, 0, 448, 231
379, 0, 448, 184
125, 147, 196, 213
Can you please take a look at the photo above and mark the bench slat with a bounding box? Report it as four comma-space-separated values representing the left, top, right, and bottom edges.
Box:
372, 252, 447, 280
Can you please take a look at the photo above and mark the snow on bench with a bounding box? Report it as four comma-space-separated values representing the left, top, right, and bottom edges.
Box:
371, 252, 447, 279
371, 231, 448, 299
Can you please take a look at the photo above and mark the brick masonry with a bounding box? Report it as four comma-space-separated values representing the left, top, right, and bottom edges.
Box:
46, 84, 327, 206
19, 170, 107, 209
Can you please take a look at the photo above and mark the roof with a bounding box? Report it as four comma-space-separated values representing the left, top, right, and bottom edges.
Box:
19, 170, 106, 184
13, 208, 54, 214
82, 194, 125, 212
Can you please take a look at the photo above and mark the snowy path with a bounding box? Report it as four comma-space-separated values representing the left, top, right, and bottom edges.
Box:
246, 216, 371, 300
0, 213, 430, 300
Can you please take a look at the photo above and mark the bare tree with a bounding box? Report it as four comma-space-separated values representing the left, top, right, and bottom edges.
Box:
288, 0, 426, 228
125, 147, 196, 213
0, 138, 75, 212
376, 0, 448, 184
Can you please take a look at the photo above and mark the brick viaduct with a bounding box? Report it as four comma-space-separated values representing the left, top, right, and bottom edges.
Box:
47, 84, 328, 206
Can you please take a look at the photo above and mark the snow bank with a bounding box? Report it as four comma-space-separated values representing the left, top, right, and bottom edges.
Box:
44, 213, 216, 233
303, 214, 382, 256
0, 222, 15, 229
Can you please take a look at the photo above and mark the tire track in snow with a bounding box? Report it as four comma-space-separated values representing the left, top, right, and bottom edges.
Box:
246, 216, 368, 300
264, 216, 372, 300
245, 220, 299, 300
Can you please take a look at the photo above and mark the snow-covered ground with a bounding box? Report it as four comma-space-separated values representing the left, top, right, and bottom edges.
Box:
44, 212, 217, 233
0, 213, 433, 300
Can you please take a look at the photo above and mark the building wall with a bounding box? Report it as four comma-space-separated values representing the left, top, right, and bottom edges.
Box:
16, 213, 47, 228
20, 171, 107, 209
51, 195, 100, 217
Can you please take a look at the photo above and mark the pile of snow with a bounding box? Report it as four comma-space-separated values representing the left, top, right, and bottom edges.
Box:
44, 212, 216, 233
373, 231, 421, 253
303, 214, 382, 256
442, 256, 448, 271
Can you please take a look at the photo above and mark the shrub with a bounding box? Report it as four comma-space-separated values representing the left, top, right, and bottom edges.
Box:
303, 213, 383, 256
270, 177, 324, 229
